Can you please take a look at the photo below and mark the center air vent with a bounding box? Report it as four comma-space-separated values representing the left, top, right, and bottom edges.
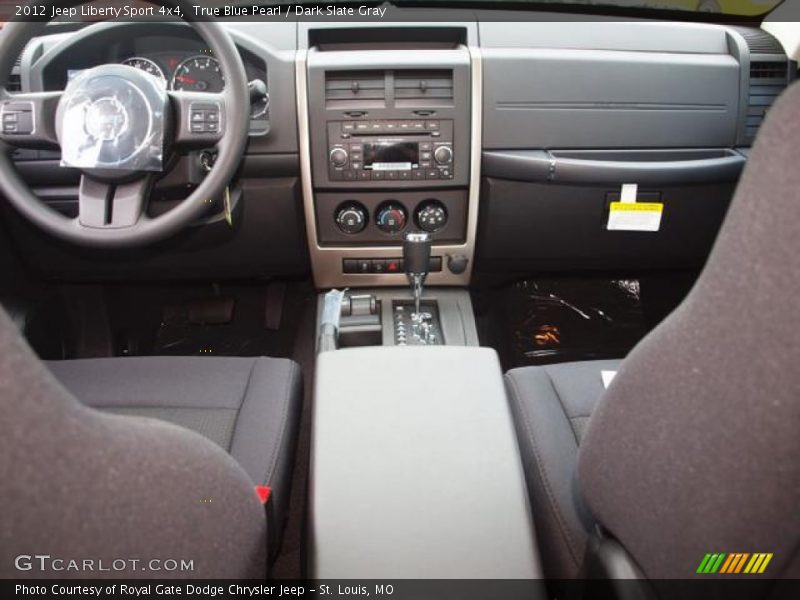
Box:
394, 70, 453, 103
745, 60, 789, 142
325, 70, 386, 108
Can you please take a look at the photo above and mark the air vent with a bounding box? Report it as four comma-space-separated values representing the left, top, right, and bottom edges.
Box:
745, 60, 789, 141
394, 70, 453, 102
325, 71, 386, 106
6, 56, 22, 92
732, 27, 785, 55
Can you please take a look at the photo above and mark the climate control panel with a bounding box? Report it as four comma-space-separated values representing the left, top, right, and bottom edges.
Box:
322, 190, 468, 245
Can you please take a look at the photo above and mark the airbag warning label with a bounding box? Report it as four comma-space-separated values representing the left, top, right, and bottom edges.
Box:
607, 202, 663, 232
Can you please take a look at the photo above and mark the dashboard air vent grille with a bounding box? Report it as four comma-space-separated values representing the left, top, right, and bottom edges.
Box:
325, 71, 386, 105
394, 70, 453, 101
733, 27, 785, 55
6, 56, 22, 92
746, 60, 789, 141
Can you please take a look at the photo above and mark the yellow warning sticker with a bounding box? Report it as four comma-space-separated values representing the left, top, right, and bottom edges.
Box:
608, 202, 663, 232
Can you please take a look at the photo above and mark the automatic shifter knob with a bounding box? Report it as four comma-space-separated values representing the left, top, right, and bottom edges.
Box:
403, 232, 432, 276
403, 232, 432, 315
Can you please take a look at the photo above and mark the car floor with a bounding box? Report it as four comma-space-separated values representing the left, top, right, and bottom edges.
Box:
11, 271, 696, 578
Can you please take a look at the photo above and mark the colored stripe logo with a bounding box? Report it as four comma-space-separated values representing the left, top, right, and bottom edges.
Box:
697, 553, 773, 574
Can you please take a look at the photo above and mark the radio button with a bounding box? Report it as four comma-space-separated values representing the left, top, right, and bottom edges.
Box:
355, 122, 369, 132
385, 121, 398, 131
411, 121, 425, 130
387, 171, 399, 180
434, 145, 453, 165
329, 147, 349, 167
342, 122, 355, 133
358, 171, 371, 181
343, 171, 356, 181
399, 171, 411, 180
398, 122, 412, 131
371, 171, 385, 180
426, 120, 441, 130
412, 171, 425, 180
426, 170, 440, 179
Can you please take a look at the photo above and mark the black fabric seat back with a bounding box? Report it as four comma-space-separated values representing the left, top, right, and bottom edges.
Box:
578, 82, 800, 586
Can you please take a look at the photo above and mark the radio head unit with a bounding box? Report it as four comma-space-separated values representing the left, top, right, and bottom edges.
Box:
327, 119, 454, 182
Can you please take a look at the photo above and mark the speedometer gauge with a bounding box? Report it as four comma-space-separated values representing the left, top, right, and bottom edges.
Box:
121, 57, 166, 86
171, 56, 225, 93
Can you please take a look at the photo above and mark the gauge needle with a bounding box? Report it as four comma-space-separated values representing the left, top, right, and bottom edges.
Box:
175, 75, 197, 84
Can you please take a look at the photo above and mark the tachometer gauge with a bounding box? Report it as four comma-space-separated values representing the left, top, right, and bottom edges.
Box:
121, 57, 166, 86
171, 56, 225, 93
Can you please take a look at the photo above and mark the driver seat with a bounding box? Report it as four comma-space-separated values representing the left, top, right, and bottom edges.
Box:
0, 315, 301, 578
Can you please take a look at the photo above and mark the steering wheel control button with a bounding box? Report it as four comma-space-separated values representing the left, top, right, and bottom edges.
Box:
335, 202, 368, 234
1, 102, 33, 135
416, 201, 449, 233
189, 104, 222, 135
376, 202, 408, 235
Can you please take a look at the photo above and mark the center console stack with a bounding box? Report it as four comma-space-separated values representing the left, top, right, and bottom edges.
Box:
297, 31, 480, 290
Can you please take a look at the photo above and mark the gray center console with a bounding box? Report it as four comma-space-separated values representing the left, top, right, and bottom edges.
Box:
308, 346, 543, 580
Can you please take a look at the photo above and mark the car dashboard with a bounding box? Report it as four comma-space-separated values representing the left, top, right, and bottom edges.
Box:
2, 15, 797, 285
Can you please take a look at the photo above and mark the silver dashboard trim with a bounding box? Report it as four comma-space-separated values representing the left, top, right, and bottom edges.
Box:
295, 45, 482, 289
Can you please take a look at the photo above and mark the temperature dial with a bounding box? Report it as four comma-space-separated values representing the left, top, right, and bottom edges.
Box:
335, 202, 368, 234
376, 202, 408, 235
416, 200, 448, 233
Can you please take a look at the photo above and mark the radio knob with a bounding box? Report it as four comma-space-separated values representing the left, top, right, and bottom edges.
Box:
335, 202, 368, 234
433, 145, 453, 165
376, 202, 408, 235
416, 200, 448, 233
329, 147, 349, 168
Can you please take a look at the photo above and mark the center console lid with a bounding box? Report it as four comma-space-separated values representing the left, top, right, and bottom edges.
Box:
309, 346, 543, 579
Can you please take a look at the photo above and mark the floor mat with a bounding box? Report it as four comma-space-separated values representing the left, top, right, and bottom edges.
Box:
501, 278, 650, 368
105, 282, 311, 359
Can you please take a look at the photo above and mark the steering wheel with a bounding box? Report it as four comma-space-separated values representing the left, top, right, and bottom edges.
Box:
0, 1, 250, 248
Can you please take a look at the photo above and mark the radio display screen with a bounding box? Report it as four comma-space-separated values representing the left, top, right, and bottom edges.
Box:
363, 142, 418, 171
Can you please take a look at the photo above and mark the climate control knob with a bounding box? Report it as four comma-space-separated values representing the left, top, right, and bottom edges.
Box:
376, 202, 408, 235
335, 202, 368, 234
416, 200, 448, 233
329, 147, 349, 168
433, 145, 453, 165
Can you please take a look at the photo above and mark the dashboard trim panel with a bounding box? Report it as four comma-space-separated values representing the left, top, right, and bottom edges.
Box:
296, 45, 481, 289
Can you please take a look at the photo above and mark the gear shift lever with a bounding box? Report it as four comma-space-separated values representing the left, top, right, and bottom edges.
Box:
403, 231, 432, 315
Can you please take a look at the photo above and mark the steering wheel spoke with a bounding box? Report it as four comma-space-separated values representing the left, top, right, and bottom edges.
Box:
0, 91, 62, 148
77, 175, 150, 230
169, 91, 226, 149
